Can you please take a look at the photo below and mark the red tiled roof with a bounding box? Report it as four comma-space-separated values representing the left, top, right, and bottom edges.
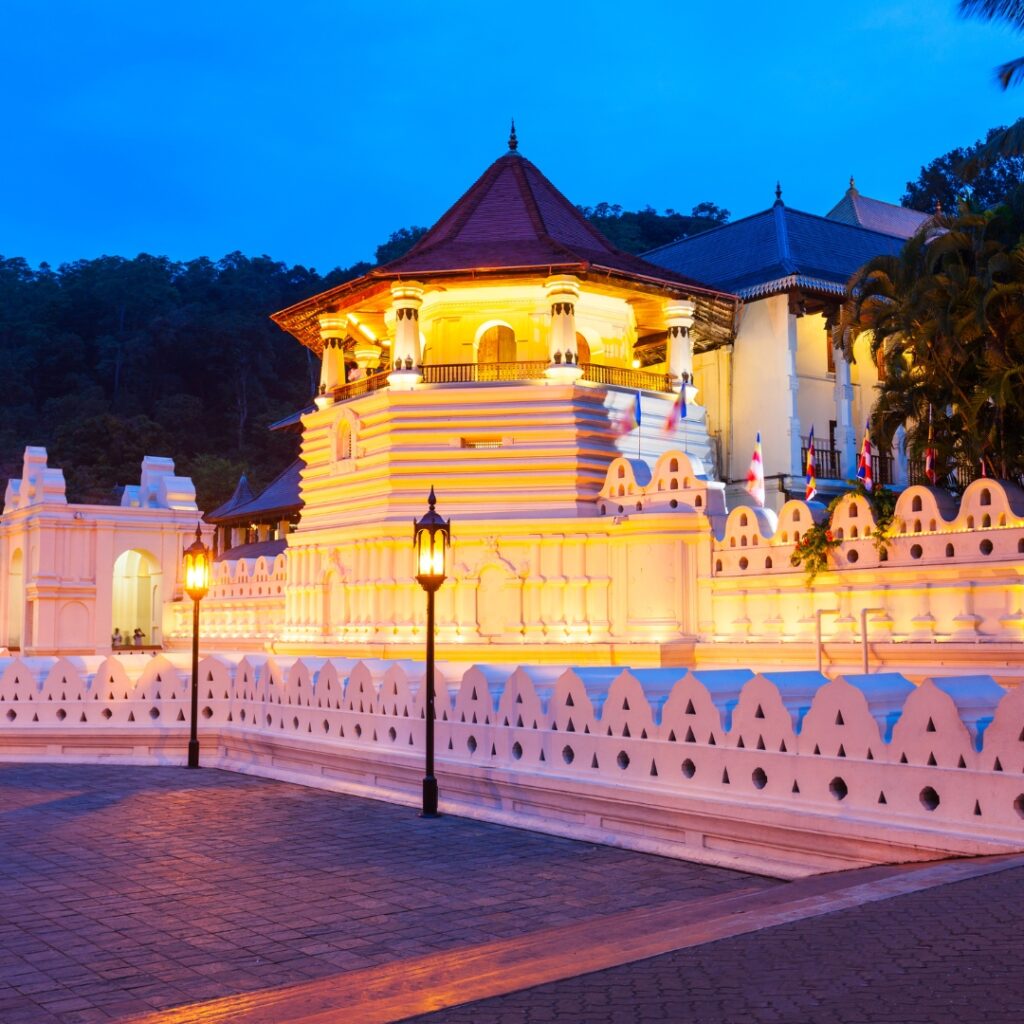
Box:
376, 152, 725, 295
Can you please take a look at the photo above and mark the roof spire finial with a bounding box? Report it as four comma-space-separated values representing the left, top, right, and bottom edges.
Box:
508, 118, 518, 152
849, 175, 857, 192
774, 181, 783, 205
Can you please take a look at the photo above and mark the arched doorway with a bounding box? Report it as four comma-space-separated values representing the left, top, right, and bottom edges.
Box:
112, 549, 163, 647
7, 549, 23, 650
477, 325, 515, 380
575, 332, 591, 364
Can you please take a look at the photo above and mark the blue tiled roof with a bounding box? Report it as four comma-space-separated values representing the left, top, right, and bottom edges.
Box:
224, 460, 303, 521
645, 201, 907, 299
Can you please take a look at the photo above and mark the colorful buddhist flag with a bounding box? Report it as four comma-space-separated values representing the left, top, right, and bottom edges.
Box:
663, 381, 686, 431
924, 407, 937, 485
856, 421, 873, 493
745, 432, 765, 507
805, 425, 817, 502
616, 391, 641, 436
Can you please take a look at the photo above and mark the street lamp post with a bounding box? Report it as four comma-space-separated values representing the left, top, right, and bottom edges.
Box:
413, 487, 450, 817
182, 524, 211, 769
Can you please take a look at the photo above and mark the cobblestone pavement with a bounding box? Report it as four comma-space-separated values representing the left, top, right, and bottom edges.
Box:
409, 864, 1024, 1024
0, 763, 770, 1023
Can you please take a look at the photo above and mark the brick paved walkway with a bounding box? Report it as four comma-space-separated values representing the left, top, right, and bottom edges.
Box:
410, 863, 1024, 1024
0, 764, 769, 1023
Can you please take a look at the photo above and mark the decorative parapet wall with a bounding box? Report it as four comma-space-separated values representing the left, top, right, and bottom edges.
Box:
168, 552, 288, 647
705, 478, 1024, 651
1, 654, 1021, 878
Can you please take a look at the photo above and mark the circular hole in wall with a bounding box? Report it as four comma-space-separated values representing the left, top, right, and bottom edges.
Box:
847, 549, 859, 564
512, 741, 523, 760
467, 735, 478, 754
1014, 794, 1024, 819
617, 505, 624, 513
752, 767, 767, 790
617, 750, 630, 770
670, 499, 679, 509
56, 709, 67, 721
388, 727, 397, 742
149, 707, 160, 720
681, 758, 696, 779
829, 777, 848, 801
101, 708, 112, 720
910, 544, 923, 560
266, 713, 272, 726
739, 557, 749, 570
202, 707, 213, 719
980, 539, 993, 555
354, 723, 362, 738
920, 786, 940, 811
562, 744, 575, 765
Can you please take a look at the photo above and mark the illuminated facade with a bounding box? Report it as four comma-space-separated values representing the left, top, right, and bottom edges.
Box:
159, 142, 1021, 678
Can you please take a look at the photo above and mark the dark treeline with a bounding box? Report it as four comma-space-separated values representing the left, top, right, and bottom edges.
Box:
0, 252, 366, 511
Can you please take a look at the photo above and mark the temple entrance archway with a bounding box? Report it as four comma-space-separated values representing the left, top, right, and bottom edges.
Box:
7, 548, 23, 649
111, 549, 163, 647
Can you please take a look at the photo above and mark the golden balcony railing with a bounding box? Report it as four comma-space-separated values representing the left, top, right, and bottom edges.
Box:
327, 361, 676, 403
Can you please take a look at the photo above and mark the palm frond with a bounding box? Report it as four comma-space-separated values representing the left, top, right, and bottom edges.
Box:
997, 54, 1024, 87
959, 0, 1024, 32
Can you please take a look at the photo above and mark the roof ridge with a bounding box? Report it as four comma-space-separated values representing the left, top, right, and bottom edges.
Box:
773, 200, 795, 274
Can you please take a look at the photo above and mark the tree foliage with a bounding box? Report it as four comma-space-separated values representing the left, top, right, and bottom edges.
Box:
842, 191, 1024, 483
0, 252, 366, 510
575, 203, 729, 254
902, 126, 1024, 211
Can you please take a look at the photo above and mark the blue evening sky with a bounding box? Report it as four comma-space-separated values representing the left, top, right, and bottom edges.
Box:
1, 1, 1021, 272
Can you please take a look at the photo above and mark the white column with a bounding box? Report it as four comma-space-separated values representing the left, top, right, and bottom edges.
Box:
665, 300, 696, 381
317, 314, 347, 402
388, 282, 424, 390
785, 308, 802, 478
544, 276, 583, 381
833, 345, 857, 481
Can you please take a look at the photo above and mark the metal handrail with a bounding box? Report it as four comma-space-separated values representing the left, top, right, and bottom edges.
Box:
328, 361, 677, 401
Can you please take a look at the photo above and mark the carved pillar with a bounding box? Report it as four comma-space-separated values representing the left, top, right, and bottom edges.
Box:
544, 276, 583, 382
785, 305, 802, 478
318, 314, 347, 400
388, 281, 424, 391
665, 300, 696, 381
831, 322, 857, 480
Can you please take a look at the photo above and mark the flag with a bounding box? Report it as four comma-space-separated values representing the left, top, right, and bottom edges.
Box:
745, 432, 765, 507
663, 381, 686, 431
856, 421, 873, 493
924, 407, 937, 485
805, 425, 817, 502
616, 391, 641, 436
980, 457, 988, 479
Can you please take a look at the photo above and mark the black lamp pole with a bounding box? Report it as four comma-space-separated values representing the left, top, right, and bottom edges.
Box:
182, 524, 211, 770
188, 597, 200, 768
413, 487, 450, 818
422, 579, 439, 815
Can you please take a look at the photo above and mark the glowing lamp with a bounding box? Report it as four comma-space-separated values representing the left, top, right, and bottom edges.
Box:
413, 487, 450, 593
183, 525, 211, 601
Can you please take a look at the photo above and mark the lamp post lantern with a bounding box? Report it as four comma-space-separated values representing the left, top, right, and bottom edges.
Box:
413, 487, 450, 817
182, 523, 211, 769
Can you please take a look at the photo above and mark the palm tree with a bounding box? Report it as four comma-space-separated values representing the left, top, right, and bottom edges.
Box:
959, 1, 1024, 175
841, 197, 1024, 483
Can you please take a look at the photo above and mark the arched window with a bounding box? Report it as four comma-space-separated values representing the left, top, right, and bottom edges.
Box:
478, 325, 516, 364
334, 420, 352, 462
